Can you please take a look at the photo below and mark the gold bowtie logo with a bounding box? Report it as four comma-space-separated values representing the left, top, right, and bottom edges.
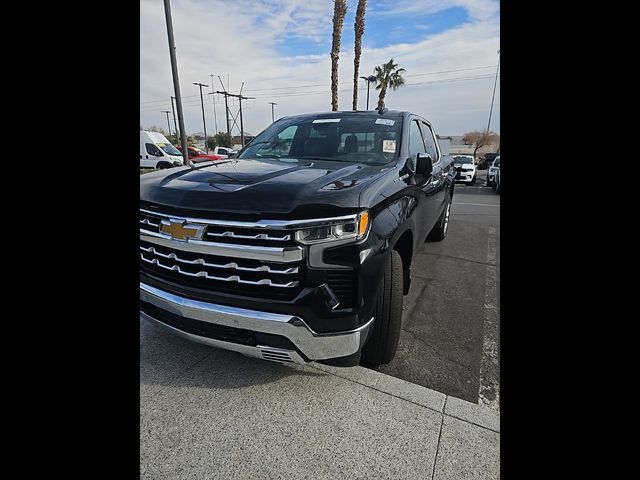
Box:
160, 220, 204, 241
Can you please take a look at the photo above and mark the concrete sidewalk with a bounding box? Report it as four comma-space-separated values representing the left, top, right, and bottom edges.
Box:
141, 320, 499, 479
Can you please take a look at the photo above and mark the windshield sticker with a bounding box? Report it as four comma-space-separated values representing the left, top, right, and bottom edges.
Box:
312, 118, 341, 123
375, 119, 395, 126
383, 140, 396, 153
158, 143, 166, 147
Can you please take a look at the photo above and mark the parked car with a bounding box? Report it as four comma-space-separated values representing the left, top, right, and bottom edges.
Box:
140, 110, 455, 367
487, 156, 501, 188
478, 152, 498, 170
211, 146, 237, 158
452, 155, 477, 186
493, 156, 500, 194
177, 145, 224, 161
140, 131, 184, 169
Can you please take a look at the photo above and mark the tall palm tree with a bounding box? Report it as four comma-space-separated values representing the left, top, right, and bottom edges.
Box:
374, 58, 406, 111
330, 0, 347, 111
352, 0, 367, 111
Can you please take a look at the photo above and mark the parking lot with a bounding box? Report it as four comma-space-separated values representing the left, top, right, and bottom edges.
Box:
375, 168, 500, 410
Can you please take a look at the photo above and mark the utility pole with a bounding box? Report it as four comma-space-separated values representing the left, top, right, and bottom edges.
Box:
269, 102, 277, 123
161, 110, 172, 137
209, 74, 218, 133
215, 89, 255, 147
163, 0, 190, 166
170, 96, 179, 140
486, 50, 500, 135
239, 82, 245, 148
193, 82, 209, 152
217, 75, 231, 137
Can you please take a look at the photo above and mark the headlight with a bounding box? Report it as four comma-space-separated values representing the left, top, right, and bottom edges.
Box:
295, 211, 370, 245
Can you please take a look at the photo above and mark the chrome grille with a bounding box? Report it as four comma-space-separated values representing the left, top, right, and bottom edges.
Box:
140, 245, 299, 288
140, 207, 305, 300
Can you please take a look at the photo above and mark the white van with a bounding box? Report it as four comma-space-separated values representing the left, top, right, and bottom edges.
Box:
140, 131, 184, 168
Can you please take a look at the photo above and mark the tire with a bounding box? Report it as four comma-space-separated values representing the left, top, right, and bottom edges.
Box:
426, 199, 451, 242
157, 161, 172, 169
360, 250, 404, 367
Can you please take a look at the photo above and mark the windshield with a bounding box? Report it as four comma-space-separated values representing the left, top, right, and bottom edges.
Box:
238, 113, 403, 165
453, 156, 474, 164
158, 142, 181, 156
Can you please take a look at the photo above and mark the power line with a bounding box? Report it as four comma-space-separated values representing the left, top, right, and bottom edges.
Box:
139, 65, 496, 104
140, 72, 499, 112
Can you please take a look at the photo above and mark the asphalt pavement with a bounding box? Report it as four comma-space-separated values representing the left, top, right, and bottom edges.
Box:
374, 168, 500, 411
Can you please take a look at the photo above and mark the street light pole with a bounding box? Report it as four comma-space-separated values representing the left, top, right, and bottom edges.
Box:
193, 82, 209, 152
163, 0, 190, 166
161, 110, 172, 137
360, 75, 377, 110
486, 50, 500, 135
269, 102, 277, 123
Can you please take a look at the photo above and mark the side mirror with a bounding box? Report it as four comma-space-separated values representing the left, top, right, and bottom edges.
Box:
416, 153, 433, 175
228, 152, 237, 158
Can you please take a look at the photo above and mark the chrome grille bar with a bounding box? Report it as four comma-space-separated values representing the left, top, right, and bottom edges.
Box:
140, 218, 160, 228
206, 231, 291, 241
140, 245, 299, 274
140, 230, 304, 262
140, 256, 299, 288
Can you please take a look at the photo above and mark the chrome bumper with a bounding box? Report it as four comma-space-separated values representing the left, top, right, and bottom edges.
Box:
140, 282, 373, 365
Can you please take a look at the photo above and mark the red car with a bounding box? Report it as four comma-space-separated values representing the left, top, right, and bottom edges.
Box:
176, 145, 224, 162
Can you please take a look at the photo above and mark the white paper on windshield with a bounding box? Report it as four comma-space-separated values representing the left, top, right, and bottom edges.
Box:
375, 119, 395, 126
383, 140, 396, 153
312, 118, 341, 123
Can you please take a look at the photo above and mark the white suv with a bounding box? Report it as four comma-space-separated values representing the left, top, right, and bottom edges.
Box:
453, 155, 477, 186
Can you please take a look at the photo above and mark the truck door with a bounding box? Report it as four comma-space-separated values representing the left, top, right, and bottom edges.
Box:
408, 118, 440, 240
420, 121, 448, 215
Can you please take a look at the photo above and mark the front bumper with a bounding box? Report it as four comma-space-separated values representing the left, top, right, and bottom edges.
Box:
455, 171, 475, 182
140, 282, 373, 364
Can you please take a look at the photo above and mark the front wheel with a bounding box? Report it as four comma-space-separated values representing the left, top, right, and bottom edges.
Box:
426, 199, 451, 242
360, 250, 404, 367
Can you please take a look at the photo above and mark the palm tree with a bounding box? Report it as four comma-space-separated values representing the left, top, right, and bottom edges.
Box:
330, 0, 347, 111
352, 0, 367, 111
374, 58, 406, 111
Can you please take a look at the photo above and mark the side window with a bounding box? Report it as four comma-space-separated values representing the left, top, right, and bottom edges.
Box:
145, 143, 162, 156
408, 120, 426, 157
420, 122, 439, 163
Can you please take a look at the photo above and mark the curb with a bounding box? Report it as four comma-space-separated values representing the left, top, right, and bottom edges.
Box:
311, 363, 500, 433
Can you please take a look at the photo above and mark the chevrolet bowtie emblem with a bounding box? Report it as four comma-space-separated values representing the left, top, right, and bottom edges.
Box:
160, 219, 205, 241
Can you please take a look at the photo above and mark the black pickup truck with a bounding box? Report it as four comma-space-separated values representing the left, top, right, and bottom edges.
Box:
140, 110, 455, 367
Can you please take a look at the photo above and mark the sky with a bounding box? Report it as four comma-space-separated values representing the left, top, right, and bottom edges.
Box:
140, 0, 500, 138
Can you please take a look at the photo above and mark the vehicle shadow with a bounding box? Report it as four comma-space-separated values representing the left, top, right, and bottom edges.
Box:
140, 319, 326, 391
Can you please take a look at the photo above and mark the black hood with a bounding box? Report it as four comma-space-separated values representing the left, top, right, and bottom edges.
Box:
140, 158, 394, 218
